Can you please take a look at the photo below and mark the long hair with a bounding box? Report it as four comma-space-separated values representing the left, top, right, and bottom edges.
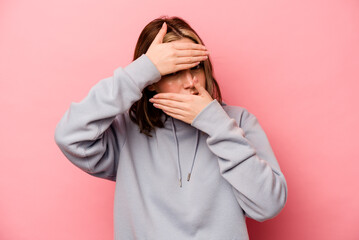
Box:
129, 16, 222, 136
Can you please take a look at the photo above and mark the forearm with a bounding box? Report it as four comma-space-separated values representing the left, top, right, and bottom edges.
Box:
54, 54, 161, 177
191, 100, 288, 221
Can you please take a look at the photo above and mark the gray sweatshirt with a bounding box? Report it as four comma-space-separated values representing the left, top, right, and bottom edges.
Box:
54, 54, 288, 240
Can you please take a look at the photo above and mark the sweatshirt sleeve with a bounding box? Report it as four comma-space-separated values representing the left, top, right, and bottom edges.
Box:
54, 54, 161, 181
191, 100, 288, 222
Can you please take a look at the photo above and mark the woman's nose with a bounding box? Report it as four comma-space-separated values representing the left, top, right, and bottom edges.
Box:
182, 70, 194, 88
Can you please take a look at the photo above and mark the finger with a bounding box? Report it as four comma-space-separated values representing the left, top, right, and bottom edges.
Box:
150, 98, 188, 110
175, 49, 210, 57
175, 56, 208, 65
152, 22, 167, 44
173, 62, 201, 72
153, 103, 187, 116
153, 92, 191, 102
193, 76, 207, 95
163, 110, 186, 122
172, 42, 207, 50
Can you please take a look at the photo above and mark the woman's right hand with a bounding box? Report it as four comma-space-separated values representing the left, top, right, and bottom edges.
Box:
145, 22, 210, 76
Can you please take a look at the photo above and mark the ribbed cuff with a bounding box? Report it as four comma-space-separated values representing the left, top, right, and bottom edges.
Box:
191, 99, 245, 137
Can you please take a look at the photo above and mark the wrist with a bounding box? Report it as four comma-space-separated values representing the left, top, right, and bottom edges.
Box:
123, 54, 162, 90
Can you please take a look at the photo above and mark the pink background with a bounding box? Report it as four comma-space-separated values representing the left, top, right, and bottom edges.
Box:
1, 0, 358, 239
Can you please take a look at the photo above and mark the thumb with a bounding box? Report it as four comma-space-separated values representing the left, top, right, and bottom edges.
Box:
193, 76, 207, 95
152, 22, 167, 44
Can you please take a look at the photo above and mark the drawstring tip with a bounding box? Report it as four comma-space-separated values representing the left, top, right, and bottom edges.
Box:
187, 173, 191, 181
179, 178, 182, 187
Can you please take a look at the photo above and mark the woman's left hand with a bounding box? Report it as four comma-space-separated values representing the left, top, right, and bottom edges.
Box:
149, 77, 213, 124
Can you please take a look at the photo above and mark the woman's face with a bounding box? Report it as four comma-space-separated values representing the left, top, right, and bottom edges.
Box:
149, 38, 206, 95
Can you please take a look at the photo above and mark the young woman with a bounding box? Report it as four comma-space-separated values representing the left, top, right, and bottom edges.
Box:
55, 16, 288, 240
